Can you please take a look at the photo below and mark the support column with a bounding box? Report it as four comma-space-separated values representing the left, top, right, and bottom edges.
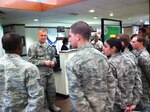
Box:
0, 23, 4, 58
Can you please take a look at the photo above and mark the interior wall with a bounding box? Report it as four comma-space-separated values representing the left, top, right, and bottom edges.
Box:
123, 26, 132, 37
25, 28, 39, 53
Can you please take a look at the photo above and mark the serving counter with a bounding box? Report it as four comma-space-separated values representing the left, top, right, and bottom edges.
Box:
54, 49, 77, 95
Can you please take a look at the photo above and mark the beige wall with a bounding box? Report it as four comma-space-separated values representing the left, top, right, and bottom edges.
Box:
123, 26, 132, 37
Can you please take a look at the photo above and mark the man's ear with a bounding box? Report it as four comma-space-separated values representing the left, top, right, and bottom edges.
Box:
17, 42, 23, 50
76, 34, 81, 41
139, 41, 144, 46
15, 43, 23, 56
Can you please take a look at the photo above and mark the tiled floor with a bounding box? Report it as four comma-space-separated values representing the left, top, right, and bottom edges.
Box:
55, 94, 71, 112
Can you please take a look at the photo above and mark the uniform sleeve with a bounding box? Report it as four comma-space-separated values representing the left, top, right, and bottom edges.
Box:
105, 64, 117, 112
28, 46, 45, 66
50, 46, 57, 63
120, 59, 142, 108
132, 67, 142, 104
24, 65, 44, 112
66, 61, 91, 111
138, 57, 150, 86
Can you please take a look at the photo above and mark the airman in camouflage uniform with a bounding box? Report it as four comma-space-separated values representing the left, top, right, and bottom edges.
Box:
118, 34, 142, 110
103, 38, 142, 112
0, 32, 45, 112
90, 33, 103, 52
138, 27, 150, 54
28, 28, 60, 112
131, 35, 150, 112
66, 21, 116, 112
118, 34, 138, 64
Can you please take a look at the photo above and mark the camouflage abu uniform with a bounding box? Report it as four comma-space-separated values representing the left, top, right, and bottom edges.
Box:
28, 42, 56, 109
136, 48, 150, 111
108, 52, 142, 111
122, 48, 142, 99
90, 40, 103, 52
0, 53, 44, 112
122, 48, 143, 110
122, 48, 138, 64
66, 44, 116, 112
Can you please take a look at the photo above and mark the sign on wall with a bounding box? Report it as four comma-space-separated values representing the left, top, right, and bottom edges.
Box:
104, 25, 121, 40
101, 18, 122, 42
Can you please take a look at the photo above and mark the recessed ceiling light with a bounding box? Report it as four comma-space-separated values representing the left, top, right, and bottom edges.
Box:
89, 9, 95, 13
109, 13, 114, 16
94, 16, 98, 19
140, 20, 143, 22
34, 19, 39, 21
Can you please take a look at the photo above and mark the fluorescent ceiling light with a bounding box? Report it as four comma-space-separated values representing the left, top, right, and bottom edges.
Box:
94, 16, 98, 19
89, 9, 95, 13
34, 19, 39, 21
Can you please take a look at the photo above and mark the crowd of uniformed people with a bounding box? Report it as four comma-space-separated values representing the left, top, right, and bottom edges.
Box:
0, 21, 150, 112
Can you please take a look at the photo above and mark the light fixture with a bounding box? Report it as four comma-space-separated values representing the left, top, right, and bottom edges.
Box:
93, 16, 98, 19
140, 20, 143, 22
109, 13, 114, 16
128, 17, 131, 19
34, 19, 39, 21
89, 9, 95, 13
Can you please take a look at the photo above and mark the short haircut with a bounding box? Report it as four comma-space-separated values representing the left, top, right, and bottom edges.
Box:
130, 34, 137, 40
139, 27, 146, 34
136, 35, 146, 46
118, 34, 130, 47
62, 38, 68, 44
2, 32, 22, 53
70, 21, 91, 40
38, 28, 48, 33
106, 38, 122, 52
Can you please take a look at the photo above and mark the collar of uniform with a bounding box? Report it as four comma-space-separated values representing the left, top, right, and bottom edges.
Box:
123, 48, 130, 53
38, 41, 45, 47
109, 52, 121, 60
137, 48, 147, 56
4, 53, 21, 59
78, 44, 93, 51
